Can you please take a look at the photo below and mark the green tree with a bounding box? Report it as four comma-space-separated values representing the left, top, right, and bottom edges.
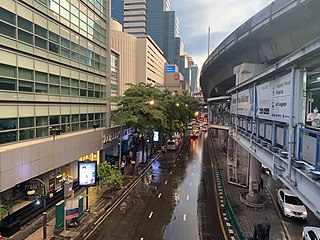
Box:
98, 162, 123, 190
0, 203, 7, 221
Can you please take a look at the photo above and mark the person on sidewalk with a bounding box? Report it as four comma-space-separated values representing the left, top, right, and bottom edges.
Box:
120, 161, 125, 175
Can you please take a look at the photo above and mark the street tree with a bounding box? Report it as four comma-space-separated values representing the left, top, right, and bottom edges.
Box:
98, 161, 123, 191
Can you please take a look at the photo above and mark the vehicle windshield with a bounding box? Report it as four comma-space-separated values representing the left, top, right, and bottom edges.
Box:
285, 195, 304, 205
167, 142, 175, 145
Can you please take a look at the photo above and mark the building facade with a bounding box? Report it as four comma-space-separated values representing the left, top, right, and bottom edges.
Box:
0, 0, 120, 226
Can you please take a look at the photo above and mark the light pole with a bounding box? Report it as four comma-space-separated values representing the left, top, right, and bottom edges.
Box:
30, 178, 49, 239
118, 125, 123, 170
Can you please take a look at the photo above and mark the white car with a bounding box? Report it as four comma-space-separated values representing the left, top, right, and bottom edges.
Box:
277, 189, 307, 220
166, 140, 178, 151
303, 226, 320, 240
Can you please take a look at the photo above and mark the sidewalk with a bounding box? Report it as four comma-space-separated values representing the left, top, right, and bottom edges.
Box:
211, 136, 287, 239
6, 149, 162, 240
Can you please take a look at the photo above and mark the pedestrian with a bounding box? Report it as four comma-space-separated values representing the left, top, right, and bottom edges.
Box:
120, 161, 125, 175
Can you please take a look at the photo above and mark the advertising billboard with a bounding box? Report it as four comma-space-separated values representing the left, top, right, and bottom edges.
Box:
78, 161, 97, 186
153, 131, 159, 142
166, 65, 175, 72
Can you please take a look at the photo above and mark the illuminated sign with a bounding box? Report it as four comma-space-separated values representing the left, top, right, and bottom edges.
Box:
78, 161, 97, 186
153, 131, 159, 142
166, 66, 175, 72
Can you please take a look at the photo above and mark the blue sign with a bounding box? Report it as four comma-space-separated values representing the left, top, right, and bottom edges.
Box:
166, 66, 175, 72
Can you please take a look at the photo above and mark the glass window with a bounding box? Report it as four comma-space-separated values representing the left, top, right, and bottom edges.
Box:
88, 82, 94, 90
71, 79, 79, 87
61, 124, 70, 133
95, 113, 101, 120
80, 122, 87, 129
61, 77, 70, 86
0, 64, 16, 78
70, 5, 79, 16
80, 114, 87, 121
61, 7, 70, 20
61, 48, 70, 58
0, 7, 16, 25
19, 68, 33, 80
61, 115, 70, 123
80, 89, 87, 96
19, 117, 34, 128
88, 114, 94, 120
70, 14, 78, 25
79, 12, 86, 22
71, 52, 79, 61
80, 55, 87, 65
49, 42, 60, 54
35, 83, 48, 93
19, 129, 35, 140
19, 81, 34, 92
61, 37, 70, 48
80, 46, 87, 56
80, 80, 86, 88
80, 20, 86, 31
88, 90, 94, 97
49, 74, 60, 84
49, 32, 60, 43
18, 30, 33, 44
61, 86, 70, 95
0, 131, 17, 144
71, 88, 79, 96
0, 22, 16, 38
36, 116, 48, 126
50, 115, 60, 125
71, 123, 79, 131
38, 0, 49, 6
35, 25, 47, 38
71, 114, 79, 122
70, 42, 79, 51
36, 127, 48, 137
0, 118, 17, 130
49, 85, 60, 94
0, 77, 16, 90
18, 17, 33, 32
35, 72, 48, 82
95, 91, 100, 98
35, 37, 48, 49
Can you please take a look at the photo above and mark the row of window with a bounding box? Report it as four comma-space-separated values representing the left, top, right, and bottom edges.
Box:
0, 7, 106, 71
0, 114, 105, 144
36, 0, 107, 45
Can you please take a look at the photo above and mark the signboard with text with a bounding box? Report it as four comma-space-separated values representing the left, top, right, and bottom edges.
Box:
166, 65, 175, 72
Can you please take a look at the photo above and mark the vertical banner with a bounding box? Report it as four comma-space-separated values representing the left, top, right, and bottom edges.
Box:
237, 88, 253, 116
66, 198, 79, 220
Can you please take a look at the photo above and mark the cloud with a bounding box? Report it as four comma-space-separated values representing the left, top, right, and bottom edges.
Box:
171, 0, 274, 69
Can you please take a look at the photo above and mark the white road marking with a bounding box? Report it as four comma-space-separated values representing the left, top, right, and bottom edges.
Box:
149, 212, 153, 218
183, 214, 187, 221
158, 193, 162, 198
170, 171, 172, 174
165, 180, 168, 184
186, 195, 189, 200
189, 182, 192, 186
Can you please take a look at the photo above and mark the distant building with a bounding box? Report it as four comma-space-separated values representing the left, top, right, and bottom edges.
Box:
164, 64, 191, 95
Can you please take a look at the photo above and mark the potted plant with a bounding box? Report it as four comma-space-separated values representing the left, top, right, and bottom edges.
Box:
0, 203, 7, 221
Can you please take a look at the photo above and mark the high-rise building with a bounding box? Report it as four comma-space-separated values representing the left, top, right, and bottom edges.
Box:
0, 1, 119, 232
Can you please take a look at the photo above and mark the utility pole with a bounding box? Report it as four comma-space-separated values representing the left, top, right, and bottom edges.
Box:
208, 26, 211, 57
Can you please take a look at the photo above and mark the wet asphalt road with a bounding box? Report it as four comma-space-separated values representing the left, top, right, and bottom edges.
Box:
85, 132, 226, 240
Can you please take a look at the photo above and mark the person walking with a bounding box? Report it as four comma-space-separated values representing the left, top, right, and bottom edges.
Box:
120, 161, 125, 175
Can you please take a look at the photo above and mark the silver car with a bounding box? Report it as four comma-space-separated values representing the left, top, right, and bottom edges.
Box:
303, 226, 320, 240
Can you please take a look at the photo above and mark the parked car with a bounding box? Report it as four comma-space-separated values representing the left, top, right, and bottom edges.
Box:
187, 123, 193, 130
277, 188, 307, 220
166, 139, 178, 150
303, 226, 320, 240
190, 131, 199, 139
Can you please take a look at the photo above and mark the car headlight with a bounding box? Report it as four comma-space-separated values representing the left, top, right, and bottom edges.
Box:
284, 208, 292, 214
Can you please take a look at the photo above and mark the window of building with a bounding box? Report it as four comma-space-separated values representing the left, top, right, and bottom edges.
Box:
49, 42, 60, 54
61, 77, 70, 86
36, 116, 48, 126
19, 81, 34, 92
0, 131, 17, 144
0, 7, 15, 25
71, 123, 79, 131
19, 129, 35, 140
50, 115, 60, 125
61, 86, 70, 95
0, 64, 16, 78
61, 115, 70, 123
35, 37, 48, 49
71, 79, 79, 87
0, 22, 16, 38
80, 122, 87, 129
71, 88, 79, 96
35, 83, 48, 93
18, 30, 33, 45
61, 37, 70, 48
49, 74, 60, 84
49, 32, 60, 44
19, 117, 34, 128
80, 89, 87, 96
18, 17, 33, 32
80, 114, 87, 121
71, 114, 79, 122
35, 25, 48, 38
0, 78, 16, 91
0, 118, 17, 130
19, 68, 33, 80
49, 85, 60, 94
35, 71, 48, 82
36, 127, 48, 137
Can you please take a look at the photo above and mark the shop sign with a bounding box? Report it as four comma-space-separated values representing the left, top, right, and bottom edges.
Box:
103, 128, 133, 144
78, 161, 97, 186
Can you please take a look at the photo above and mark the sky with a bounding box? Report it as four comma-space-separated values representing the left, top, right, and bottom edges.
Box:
170, 0, 274, 70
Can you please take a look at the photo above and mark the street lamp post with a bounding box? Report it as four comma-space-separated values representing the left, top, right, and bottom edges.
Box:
30, 178, 48, 240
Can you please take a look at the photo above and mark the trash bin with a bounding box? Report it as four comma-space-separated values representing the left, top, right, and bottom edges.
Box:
253, 219, 271, 240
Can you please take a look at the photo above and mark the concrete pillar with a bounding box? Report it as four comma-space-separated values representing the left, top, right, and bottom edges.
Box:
246, 155, 262, 203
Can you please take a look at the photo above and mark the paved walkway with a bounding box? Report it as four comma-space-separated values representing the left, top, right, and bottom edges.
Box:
211, 135, 287, 239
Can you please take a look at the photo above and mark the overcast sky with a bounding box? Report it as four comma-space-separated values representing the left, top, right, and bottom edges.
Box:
170, 0, 274, 70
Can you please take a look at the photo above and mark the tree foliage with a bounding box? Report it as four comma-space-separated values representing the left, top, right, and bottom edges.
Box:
109, 83, 199, 137
98, 162, 123, 190
0, 203, 7, 220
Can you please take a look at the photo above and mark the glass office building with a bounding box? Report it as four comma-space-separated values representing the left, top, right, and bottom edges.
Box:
0, 0, 111, 225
